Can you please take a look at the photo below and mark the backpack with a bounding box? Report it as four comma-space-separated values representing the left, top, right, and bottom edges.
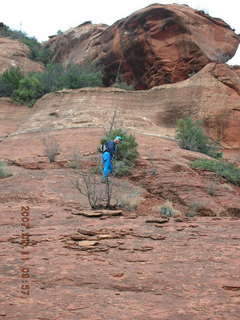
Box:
100, 142, 107, 153
100, 140, 116, 156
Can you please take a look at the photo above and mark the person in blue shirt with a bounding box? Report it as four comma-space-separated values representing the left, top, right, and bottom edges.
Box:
102, 136, 122, 181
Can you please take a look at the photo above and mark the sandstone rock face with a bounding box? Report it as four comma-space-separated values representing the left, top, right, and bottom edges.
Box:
0, 37, 43, 74
47, 22, 108, 65
8, 62, 240, 150
0, 61, 239, 217
0, 97, 33, 138
47, 4, 239, 89
199, 63, 240, 148
0, 110, 239, 219
151, 62, 240, 149
1, 75, 240, 319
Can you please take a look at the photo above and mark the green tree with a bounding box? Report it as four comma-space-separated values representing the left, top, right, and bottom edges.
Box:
12, 74, 44, 106
0, 62, 103, 106
63, 63, 103, 89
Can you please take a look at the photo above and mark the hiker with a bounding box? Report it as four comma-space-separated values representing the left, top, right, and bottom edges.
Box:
102, 136, 122, 181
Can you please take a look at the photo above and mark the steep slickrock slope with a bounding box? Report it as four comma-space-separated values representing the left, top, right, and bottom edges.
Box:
1, 94, 240, 320
46, 4, 239, 88
0, 61, 239, 218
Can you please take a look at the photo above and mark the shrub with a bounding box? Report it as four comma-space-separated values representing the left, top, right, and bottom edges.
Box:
42, 136, 60, 163
113, 81, 135, 91
0, 67, 24, 97
186, 202, 202, 217
101, 128, 139, 163
160, 200, 175, 217
205, 177, 219, 196
0, 161, 12, 178
112, 160, 133, 177
116, 196, 138, 211
176, 117, 222, 158
62, 63, 103, 89
12, 74, 44, 106
27, 42, 54, 65
39, 62, 103, 93
69, 151, 82, 169
100, 128, 139, 177
191, 159, 240, 186
39, 63, 66, 93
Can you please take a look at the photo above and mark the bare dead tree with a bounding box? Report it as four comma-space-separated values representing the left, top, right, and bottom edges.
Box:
108, 108, 117, 134
73, 166, 113, 209
105, 178, 113, 208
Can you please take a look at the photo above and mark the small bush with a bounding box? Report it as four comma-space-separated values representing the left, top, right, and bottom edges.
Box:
206, 178, 219, 196
186, 202, 202, 217
160, 204, 175, 217
69, 151, 82, 169
191, 159, 240, 186
112, 160, 133, 177
116, 196, 138, 211
0, 161, 12, 178
159, 200, 180, 217
42, 136, 60, 163
176, 117, 222, 159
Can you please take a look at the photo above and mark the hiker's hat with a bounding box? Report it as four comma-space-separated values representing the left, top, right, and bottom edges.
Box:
115, 136, 122, 141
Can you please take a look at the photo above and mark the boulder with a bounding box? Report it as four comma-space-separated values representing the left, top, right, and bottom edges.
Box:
46, 4, 239, 89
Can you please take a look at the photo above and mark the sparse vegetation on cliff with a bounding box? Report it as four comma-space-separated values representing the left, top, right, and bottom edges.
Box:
191, 159, 240, 186
0, 63, 103, 106
176, 117, 222, 159
0, 23, 54, 65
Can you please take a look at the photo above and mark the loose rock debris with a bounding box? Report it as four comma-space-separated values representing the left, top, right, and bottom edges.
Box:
64, 224, 167, 252
71, 209, 122, 217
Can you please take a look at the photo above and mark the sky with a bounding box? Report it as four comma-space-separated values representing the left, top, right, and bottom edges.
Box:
1, 0, 240, 64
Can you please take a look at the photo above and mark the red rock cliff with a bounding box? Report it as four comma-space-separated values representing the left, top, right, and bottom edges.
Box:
47, 4, 239, 89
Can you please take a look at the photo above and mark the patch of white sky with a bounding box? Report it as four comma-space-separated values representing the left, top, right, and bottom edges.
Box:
1, 0, 240, 64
